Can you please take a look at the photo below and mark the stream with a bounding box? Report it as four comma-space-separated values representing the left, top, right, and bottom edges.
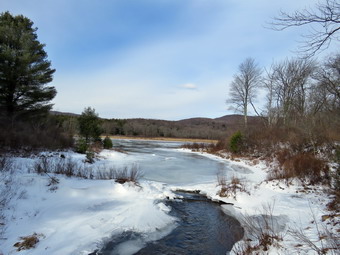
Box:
93, 139, 244, 254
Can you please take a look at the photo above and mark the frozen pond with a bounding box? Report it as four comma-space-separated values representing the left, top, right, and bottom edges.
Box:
109, 139, 231, 185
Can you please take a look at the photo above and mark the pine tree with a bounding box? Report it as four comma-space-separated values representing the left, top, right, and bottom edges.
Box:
0, 12, 56, 121
78, 107, 102, 143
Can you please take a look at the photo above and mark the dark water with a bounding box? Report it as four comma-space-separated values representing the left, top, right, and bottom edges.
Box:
95, 192, 243, 255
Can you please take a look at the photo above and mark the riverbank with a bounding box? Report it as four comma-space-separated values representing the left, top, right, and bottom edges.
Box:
177, 148, 339, 254
1, 143, 338, 254
0, 151, 178, 255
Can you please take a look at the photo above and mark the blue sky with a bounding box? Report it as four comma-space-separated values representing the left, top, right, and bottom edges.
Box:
2, 0, 327, 120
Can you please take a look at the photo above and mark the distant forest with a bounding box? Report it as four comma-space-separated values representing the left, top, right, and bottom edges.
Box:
52, 112, 260, 140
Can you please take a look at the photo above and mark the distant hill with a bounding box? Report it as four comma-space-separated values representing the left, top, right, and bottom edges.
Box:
102, 114, 262, 140
51, 111, 262, 140
50, 111, 80, 117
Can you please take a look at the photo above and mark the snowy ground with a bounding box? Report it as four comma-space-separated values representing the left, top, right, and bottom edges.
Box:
176, 149, 339, 254
0, 146, 338, 254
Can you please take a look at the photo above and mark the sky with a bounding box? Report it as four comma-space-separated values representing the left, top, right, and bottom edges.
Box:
1, 0, 331, 120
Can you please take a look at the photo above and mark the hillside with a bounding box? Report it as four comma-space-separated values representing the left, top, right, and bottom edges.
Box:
104, 115, 262, 140
52, 111, 261, 140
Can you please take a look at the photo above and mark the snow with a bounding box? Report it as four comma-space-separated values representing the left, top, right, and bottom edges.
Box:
0, 143, 338, 255
172, 149, 337, 254
0, 154, 176, 255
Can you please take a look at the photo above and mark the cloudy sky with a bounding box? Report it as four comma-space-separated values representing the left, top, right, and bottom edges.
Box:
1, 0, 327, 120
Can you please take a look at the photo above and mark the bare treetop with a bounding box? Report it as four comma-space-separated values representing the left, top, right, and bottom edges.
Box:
270, 0, 340, 58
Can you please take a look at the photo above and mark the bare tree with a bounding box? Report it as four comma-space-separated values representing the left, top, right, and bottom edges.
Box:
270, 0, 340, 57
265, 58, 315, 125
314, 54, 340, 110
263, 67, 279, 126
227, 58, 262, 127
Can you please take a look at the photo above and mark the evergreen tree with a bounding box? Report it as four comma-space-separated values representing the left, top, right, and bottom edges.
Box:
0, 12, 56, 121
78, 107, 102, 143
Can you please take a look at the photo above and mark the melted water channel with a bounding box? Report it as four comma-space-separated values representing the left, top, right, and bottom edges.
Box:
96, 192, 243, 255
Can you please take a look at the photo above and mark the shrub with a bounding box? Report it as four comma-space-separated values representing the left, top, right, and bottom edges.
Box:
217, 169, 249, 199
210, 139, 227, 152
284, 153, 329, 185
181, 143, 211, 151
114, 165, 143, 184
272, 151, 330, 185
75, 138, 88, 154
103, 136, 113, 149
229, 131, 243, 153
96, 165, 143, 184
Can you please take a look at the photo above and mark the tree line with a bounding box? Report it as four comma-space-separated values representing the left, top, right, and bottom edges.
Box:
227, 0, 339, 149
228, 55, 339, 130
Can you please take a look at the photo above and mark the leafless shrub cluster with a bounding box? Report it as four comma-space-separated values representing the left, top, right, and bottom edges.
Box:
96, 165, 143, 184
33, 157, 143, 185
217, 170, 249, 199
33, 157, 92, 179
232, 202, 287, 254
181, 143, 213, 151
268, 150, 330, 185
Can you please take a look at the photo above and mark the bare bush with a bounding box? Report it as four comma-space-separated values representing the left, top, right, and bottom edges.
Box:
233, 202, 287, 253
114, 165, 143, 184
96, 166, 116, 180
209, 139, 227, 153
270, 151, 330, 185
181, 143, 212, 151
96, 165, 143, 184
34, 157, 92, 179
217, 170, 249, 199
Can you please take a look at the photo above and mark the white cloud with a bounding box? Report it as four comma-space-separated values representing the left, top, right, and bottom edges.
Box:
181, 83, 197, 90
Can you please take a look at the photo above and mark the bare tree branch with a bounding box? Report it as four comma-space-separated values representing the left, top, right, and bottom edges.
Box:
269, 0, 340, 58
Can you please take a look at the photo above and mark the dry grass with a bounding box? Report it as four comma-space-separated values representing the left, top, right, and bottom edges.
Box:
13, 233, 44, 251
96, 165, 143, 185
217, 170, 249, 199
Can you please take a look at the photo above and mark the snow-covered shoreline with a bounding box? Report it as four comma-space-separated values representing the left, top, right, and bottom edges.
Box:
0, 147, 338, 254
0, 151, 179, 255
176, 148, 338, 254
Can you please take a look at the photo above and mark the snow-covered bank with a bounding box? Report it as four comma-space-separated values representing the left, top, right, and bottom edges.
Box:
175, 148, 339, 254
1, 145, 338, 255
0, 152, 176, 255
